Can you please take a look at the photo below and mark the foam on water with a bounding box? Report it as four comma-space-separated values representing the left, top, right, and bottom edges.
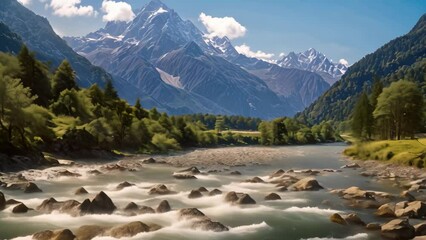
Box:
302, 233, 369, 240
283, 206, 340, 215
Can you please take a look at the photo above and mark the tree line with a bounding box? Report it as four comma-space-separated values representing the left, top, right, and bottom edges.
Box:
351, 77, 424, 140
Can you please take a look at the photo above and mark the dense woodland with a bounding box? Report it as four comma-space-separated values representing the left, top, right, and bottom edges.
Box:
0, 46, 340, 158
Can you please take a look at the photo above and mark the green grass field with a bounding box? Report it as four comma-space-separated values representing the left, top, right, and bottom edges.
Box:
344, 138, 426, 168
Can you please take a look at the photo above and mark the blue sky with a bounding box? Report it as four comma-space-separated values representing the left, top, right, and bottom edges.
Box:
20, 0, 426, 64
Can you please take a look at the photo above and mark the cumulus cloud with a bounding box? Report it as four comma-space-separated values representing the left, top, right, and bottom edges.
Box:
101, 0, 135, 22
235, 44, 275, 61
49, 0, 97, 17
17, 0, 31, 6
199, 12, 247, 40
339, 58, 349, 66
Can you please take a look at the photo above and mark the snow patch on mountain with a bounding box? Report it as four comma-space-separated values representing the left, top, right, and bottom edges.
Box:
156, 68, 183, 89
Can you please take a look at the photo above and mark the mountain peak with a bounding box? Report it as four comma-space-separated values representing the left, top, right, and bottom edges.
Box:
410, 13, 426, 33
182, 41, 204, 57
143, 0, 170, 12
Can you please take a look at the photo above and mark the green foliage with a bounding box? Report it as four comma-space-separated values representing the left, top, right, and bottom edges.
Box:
50, 89, 94, 122
151, 133, 180, 152
351, 91, 374, 139
373, 80, 424, 140
215, 116, 225, 133
52, 60, 78, 100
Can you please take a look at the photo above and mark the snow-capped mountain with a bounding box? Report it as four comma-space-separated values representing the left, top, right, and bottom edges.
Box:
278, 48, 348, 85
64, 0, 335, 118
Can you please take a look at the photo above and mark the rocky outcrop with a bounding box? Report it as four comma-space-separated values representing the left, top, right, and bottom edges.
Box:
139, 206, 155, 214
394, 201, 426, 218
33, 229, 76, 240
237, 194, 256, 204
107, 222, 150, 238
375, 203, 396, 218
12, 203, 29, 213
209, 189, 222, 196
244, 177, 264, 183
330, 213, 347, 225
198, 187, 208, 192
173, 174, 197, 179
230, 171, 241, 175
57, 170, 81, 177
24, 182, 42, 193
75, 225, 108, 240
74, 187, 88, 195
156, 200, 171, 213
149, 184, 175, 195
264, 193, 281, 201
224, 192, 256, 205
188, 190, 203, 199
381, 219, 415, 240
116, 181, 135, 190
142, 158, 156, 164
178, 208, 229, 232
270, 169, 286, 178
290, 178, 323, 191
225, 192, 239, 203
81, 191, 117, 215
124, 202, 139, 212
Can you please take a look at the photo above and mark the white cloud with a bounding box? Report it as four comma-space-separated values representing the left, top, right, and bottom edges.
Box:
199, 12, 247, 40
279, 52, 286, 58
235, 44, 275, 62
49, 0, 96, 17
101, 0, 135, 22
17, 0, 31, 6
339, 58, 349, 66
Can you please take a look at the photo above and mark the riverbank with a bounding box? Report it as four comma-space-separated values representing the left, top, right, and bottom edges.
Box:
344, 139, 426, 168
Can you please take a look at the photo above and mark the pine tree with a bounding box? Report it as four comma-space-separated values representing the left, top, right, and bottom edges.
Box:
214, 116, 225, 133
52, 60, 78, 100
134, 98, 148, 120
104, 79, 118, 101
352, 92, 374, 139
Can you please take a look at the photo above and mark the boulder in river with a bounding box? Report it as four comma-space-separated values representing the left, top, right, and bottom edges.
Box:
343, 213, 365, 226
366, 223, 381, 231
139, 206, 155, 214
395, 201, 426, 218
142, 158, 156, 164
12, 203, 29, 213
33, 229, 76, 240
24, 182, 42, 193
75, 225, 107, 240
0, 191, 5, 210
173, 174, 197, 179
414, 223, 426, 236
124, 202, 139, 212
116, 181, 135, 190
330, 213, 347, 225
244, 177, 265, 183
224, 191, 239, 203
57, 170, 81, 177
198, 187, 208, 192
237, 194, 256, 205
341, 163, 360, 169
179, 208, 207, 220
208, 189, 222, 196
290, 178, 323, 191
270, 169, 285, 178
264, 193, 281, 201
156, 200, 171, 213
37, 198, 81, 215
192, 219, 229, 232
149, 184, 175, 195
107, 221, 150, 238
74, 187, 88, 195
176, 167, 201, 175
188, 190, 203, 199
80, 191, 117, 215
230, 171, 241, 175
381, 219, 415, 240
375, 203, 396, 218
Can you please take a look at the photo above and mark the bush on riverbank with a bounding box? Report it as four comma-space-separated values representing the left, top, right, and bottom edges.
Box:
344, 139, 426, 168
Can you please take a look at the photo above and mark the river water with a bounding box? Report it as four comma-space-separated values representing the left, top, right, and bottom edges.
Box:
0, 144, 402, 240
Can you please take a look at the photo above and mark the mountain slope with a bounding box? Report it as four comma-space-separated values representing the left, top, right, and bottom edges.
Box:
0, 0, 113, 88
298, 14, 426, 124
156, 42, 293, 118
0, 22, 22, 54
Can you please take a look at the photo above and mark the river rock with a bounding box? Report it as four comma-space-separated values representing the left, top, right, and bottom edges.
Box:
188, 190, 203, 199
179, 208, 207, 220
116, 181, 135, 190
124, 202, 139, 212
237, 194, 256, 205
198, 187, 208, 192
330, 213, 347, 225
395, 201, 426, 218
37, 198, 81, 215
103, 164, 126, 171
264, 193, 281, 201
74, 187, 88, 195
270, 169, 285, 178
24, 182, 42, 193
12, 203, 29, 213
375, 203, 396, 217
139, 206, 155, 214
401, 191, 416, 202
343, 213, 365, 226
0, 191, 5, 210
341, 163, 360, 169
290, 178, 323, 191
209, 189, 222, 196
192, 219, 229, 232
142, 158, 156, 164
415, 223, 426, 236
230, 171, 241, 175
224, 191, 239, 202
85, 191, 116, 215
33, 229, 76, 240
107, 222, 150, 238
75, 225, 107, 240
366, 223, 381, 230
87, 170, 102, 175
173, 174, 197, 179
381, 219, 415, 240
176, 167, 201, 175
244, 177, 264, 183
156, 200, 171, 213
58, 170, 81, 177
149, 184, 175, 195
